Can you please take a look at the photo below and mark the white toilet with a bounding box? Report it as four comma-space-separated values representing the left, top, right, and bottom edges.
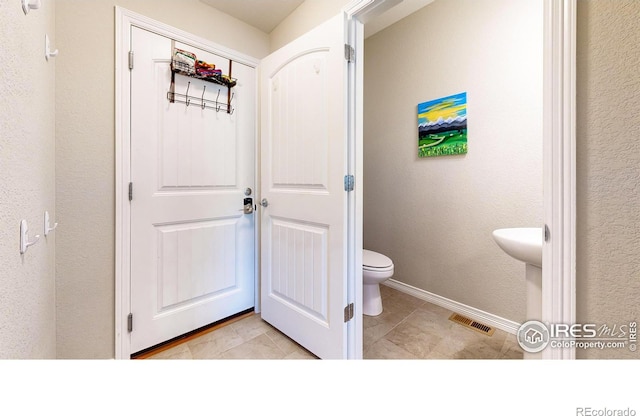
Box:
362, 249, 394, 316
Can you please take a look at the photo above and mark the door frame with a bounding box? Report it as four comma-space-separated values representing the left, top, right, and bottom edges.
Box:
540, 0, 577, 359
347, 0, 577, 359
114, 7, 260, 359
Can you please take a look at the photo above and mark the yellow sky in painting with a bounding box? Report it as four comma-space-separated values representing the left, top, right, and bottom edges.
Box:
418, 99, 466, 122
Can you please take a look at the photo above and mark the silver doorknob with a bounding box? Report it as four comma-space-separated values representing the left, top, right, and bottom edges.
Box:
260, 198, 269, 208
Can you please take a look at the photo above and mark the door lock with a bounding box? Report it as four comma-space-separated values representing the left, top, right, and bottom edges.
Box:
241, 197, 254, 214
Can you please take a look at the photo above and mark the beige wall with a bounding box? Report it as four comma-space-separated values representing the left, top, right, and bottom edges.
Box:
269, 0, 350, 52
363, 0, 543, 323
576, 0, 640, 359
0, 0, 57, 358
55, 0, 269, 358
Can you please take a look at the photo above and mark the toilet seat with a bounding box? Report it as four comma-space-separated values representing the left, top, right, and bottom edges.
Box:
363, 264, 394, 273
363, 249, 393, 269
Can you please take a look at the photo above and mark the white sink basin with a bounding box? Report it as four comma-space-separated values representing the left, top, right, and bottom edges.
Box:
492, 228, 542, 267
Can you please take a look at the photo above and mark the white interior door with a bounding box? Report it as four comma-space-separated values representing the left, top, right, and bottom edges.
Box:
130, 27, 256, 354
260, 13, 351, 359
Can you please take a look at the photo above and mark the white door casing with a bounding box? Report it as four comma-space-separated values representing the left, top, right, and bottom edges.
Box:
129, 27, 256, 353
259, 13, 351, 359
541, 0, 577, 359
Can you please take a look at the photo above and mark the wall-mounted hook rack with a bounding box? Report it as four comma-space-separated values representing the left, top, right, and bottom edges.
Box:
44, 211, 58, 237
20, 219, 40, 254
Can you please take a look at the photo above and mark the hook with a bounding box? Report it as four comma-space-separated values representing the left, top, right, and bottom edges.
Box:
215, 89, 221, 112
201, 85, 207, 109
20, 220, 40, 254
45, 35, 58, 61
22, 0, 41, 14
185, 82, 191, 106
44, 211, 58, 237
228, 92, 235, 115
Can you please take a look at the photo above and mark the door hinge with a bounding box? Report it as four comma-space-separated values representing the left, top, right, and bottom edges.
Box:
128, 182, 133, 201
344, 303, 354, 322
127, 313, 133, 332
344, 175, 354, 192
128, 51, 134, 70
344, 44, 355, 63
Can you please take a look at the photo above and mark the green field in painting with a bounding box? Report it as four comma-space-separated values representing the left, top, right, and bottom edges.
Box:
418, 130, 467, 158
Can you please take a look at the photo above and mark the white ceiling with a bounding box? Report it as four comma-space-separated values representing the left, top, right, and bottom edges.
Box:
200, 0, 435, 37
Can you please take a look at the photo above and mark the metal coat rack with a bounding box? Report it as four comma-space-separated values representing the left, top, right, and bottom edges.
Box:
167, 57, 236, 114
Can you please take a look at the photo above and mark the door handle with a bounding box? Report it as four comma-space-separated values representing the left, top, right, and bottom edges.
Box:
260, 198, 268, 208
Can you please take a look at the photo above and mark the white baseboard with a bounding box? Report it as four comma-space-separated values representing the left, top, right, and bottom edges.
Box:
383, 279, 521, 335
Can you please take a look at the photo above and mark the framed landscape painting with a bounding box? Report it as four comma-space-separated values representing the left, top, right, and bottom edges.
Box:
418, 92, 467, 157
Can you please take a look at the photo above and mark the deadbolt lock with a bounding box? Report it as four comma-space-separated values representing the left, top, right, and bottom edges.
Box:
242, 197, 254, 214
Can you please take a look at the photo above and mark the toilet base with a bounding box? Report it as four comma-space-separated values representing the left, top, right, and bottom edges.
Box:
363, 283, 383, 316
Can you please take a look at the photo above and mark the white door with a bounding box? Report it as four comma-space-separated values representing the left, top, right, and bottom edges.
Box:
260, 13, 351, 359
130, 27, 256, 353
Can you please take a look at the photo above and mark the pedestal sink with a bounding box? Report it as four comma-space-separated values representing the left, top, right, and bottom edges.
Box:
492, 228, 542, 268
492, 228, 543, 358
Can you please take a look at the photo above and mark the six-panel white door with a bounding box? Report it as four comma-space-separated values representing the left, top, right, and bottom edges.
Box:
130, 27, 256, 354
259, 13, 350, 359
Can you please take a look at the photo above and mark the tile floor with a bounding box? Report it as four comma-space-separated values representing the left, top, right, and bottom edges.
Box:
145, 285, 523, 360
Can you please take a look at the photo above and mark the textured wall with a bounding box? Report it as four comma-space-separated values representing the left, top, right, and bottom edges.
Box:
0, 0, 56, 358
364, 0, 543, 323
576, 0, 640, 359
55, 0, 269, 358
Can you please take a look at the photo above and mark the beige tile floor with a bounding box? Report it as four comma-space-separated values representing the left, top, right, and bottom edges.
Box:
145, 285, 523, 360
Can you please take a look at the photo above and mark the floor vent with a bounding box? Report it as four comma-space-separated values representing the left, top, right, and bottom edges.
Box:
449, 313, 495, 336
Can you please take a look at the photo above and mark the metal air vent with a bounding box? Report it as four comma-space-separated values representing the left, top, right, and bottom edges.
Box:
449, 313, 495, 336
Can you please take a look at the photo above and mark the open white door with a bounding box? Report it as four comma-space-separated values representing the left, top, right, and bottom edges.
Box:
260, 13, 352, 359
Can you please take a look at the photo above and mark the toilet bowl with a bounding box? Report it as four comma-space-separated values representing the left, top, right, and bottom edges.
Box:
362, 249, 394, 316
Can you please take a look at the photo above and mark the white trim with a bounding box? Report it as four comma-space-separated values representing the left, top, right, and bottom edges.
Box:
114, 7, 259, 359
344, 0, 406, 360
344, 0, 402, 22
117, 8, 259, 68
344, 8, 368, 360
347, 0, 577, 359
383, 280, 521, 335
343, 0, 396, 360
114, 6, 131, 360
541, 0, 576, 360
